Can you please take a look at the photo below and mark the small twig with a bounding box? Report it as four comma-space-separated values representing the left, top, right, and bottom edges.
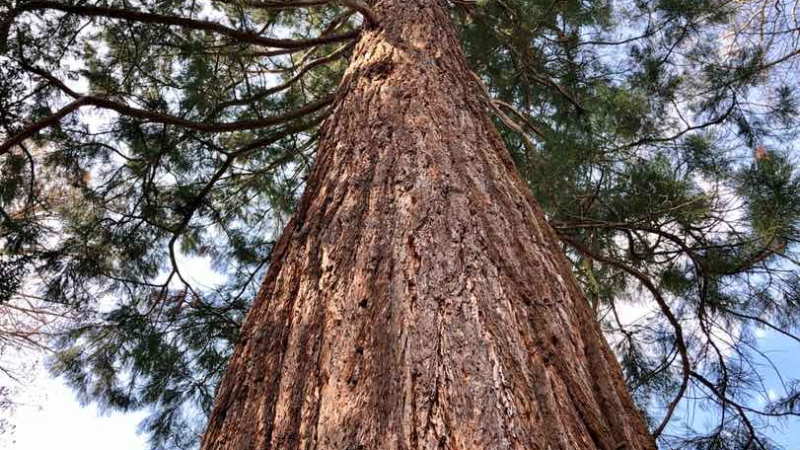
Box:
470, 71, 541, 152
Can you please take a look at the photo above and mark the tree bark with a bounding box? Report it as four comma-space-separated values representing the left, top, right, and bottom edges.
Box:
200, 1, 657, 449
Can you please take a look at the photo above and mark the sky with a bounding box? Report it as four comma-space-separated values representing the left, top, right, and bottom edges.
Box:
744, 333, 800, 449
670, 330, 800, 450
4, 370, 148, 450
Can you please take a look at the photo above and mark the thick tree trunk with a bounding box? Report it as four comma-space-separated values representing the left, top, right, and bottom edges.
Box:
200, 1, 656, 449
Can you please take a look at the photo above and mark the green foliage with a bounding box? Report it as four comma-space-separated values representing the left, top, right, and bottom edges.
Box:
0, 256, 27, 304
736, 152, 800, 242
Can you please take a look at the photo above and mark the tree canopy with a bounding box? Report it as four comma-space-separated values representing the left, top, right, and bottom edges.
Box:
1, 0, 799, 449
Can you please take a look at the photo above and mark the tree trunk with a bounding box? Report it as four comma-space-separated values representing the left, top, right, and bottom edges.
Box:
200, 1, 657, 449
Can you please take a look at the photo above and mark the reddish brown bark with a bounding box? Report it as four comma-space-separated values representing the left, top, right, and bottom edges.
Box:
200, 1, 657, 449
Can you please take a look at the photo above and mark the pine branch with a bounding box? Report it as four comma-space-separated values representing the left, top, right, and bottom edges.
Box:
690, 371, 773, 450
163, 117, 328, 297
0, 65, 337, 156
7, 1, 360, 50
0, 96, 90, 157
208, 40, 355, 117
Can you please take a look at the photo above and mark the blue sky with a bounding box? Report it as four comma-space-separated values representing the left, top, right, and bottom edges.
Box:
746, 333, 800, 449
670, 330, 800, 450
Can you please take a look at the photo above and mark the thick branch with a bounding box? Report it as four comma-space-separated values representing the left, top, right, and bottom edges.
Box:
9, 1, 359, 50
0, 97, 90, 157
85, 93, 335, 132
1, 91, 334, 156
209, 41, 355, 116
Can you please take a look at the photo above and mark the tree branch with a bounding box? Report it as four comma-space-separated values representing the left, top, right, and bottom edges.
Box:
0, 96, 90, 157
8, 1, 359, 50
0, 80, 334, 156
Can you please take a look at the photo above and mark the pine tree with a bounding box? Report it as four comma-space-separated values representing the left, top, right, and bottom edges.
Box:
1, 0, 799, 449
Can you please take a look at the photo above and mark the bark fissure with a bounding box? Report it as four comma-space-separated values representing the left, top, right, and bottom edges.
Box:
200, 1, 658, 449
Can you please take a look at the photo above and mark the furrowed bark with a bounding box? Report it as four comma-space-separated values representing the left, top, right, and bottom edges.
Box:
200, 1, 657, 449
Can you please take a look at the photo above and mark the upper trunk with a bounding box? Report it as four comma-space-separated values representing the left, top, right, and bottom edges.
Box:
200, 1, 657, 449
